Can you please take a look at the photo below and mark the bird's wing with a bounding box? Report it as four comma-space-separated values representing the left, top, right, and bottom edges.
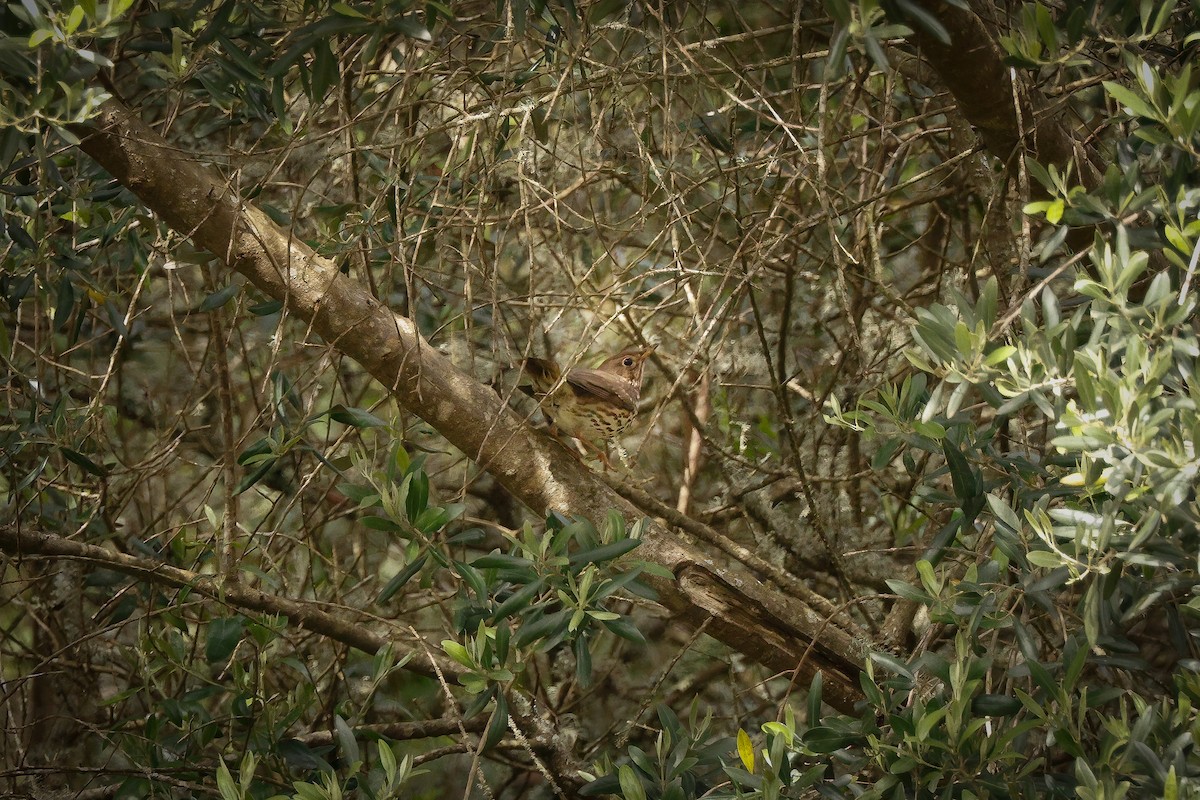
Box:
521, 357, 561, 394
564, 368, 638, 412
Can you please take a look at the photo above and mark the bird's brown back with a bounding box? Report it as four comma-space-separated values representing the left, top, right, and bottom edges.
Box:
561, 348, 653, 411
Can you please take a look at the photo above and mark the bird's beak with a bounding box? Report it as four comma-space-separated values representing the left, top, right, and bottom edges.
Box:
637, 346, 655, 362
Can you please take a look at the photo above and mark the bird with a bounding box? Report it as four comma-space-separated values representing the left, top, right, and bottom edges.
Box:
521, 346, 654, 467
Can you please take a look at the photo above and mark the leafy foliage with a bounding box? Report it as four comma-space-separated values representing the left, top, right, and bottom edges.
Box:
5, 0, 1200, 797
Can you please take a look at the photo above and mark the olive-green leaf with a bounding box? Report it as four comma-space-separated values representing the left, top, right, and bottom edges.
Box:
206, 615, 246, 663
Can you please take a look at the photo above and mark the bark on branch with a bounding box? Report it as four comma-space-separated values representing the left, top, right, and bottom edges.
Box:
53, 99, 868, 711
0, 523, 455, 678
907, 0, 1100, 186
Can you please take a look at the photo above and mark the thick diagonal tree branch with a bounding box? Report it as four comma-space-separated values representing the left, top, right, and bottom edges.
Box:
907, 0, 1100, 187
53, 100, 870, 711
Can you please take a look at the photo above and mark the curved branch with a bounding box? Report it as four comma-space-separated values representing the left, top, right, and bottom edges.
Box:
60, 99, 868, 711
0, 523, 456, 679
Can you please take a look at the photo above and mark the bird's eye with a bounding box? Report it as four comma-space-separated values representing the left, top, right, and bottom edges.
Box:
623, 357, 634, 367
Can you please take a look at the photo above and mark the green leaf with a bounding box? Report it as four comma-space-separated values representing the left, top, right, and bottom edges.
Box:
912, 420, 946, 439
334, 715, 360, 768
52, 278, 75, 330
472, 552, 535, 571
514, 609, 570, 648
293, 783, 327, 800
1104, 81, 1158, 120
454, 560, 489, 598
895, 0, 950, 44
359, 515, 402, 532
109, 0, 135, 20
603, 508, 627, 541
390, 16, 432, 42
568, 538, 640, 568
483, 693, 509, 752
29, 28, 53, 48
1026, 550, 1062, 568
266, 15, 369, 78
942, 439, 980, 505
206, 615, 246, 663
491, 578, 546, 620
60, 447, 108, 476
198, 282, 241, 311
600, 616, 645, 643
574, 633, 593, 685
310, 40, 338, 100
1034, 1, 1057, 50
917, 560, 940, 595
983, 345, 1017, 366
885, 579, 931, 604
494, 619, 511, 664
327, 404, 387, 427
446, 527, 486, 545
413, 506, 448, 533
441, 640, 474, 668
462, 684, 497, 719
972, 693, 1022, 716
332, 2, 368, 17
378, 553, 428, 603
825, 0, 851, 26
870, 651, 914, 680
215, 34, 264, 80
915, 705, 947, 741
1024, 158, 1055, 191
870, 437, 903, 469
618, 765, 647, 800
986, 494, 1022, 534
579, 776, 621, 797
249, 299, 283, 315
1023, 200, 1054, 216
405, 469, 429, 521
801, 726, 858, 753
216, 758, 239, 800
1063, 642, 1088, 693
378, 739, 397, 783
591, 567, 646, 600
234, 458, 276, 495
807, 671, 823, 725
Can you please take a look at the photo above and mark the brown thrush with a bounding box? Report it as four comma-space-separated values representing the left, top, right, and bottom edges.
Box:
522, 347, 654, 467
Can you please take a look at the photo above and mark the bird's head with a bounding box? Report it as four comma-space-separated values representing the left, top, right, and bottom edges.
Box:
597, 346, 654, 385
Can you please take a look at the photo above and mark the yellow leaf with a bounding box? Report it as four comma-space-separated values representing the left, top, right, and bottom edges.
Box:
736, 728, 755, 773
1046, 199, 1065, 224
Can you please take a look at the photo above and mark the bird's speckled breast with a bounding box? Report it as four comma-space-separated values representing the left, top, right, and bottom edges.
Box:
545, 395, 634, 446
